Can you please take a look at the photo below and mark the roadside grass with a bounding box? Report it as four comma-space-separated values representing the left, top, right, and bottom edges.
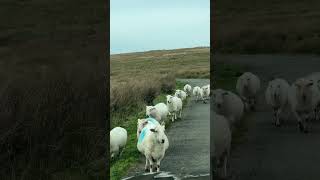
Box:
215, 0, 320, 53
110, 48, 209, 180
213, 61, 250, 149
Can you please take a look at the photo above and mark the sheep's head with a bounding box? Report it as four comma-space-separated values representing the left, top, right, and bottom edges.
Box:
294, 78, 314, 103
241, 73, 252, 88
146, 106, 155, 116
166, 95, 173, 104
212, 89, 228, 110
149, 123, 166, 144
175, 90, 181, 98
269, 79, 282, 100
137, 118, 148, 138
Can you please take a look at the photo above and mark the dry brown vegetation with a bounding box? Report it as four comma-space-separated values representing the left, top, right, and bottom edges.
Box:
110, 47, 209, 119
0, 0, 107, 179
215, 0, 320, 53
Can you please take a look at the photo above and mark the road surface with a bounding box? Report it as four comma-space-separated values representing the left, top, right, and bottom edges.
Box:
215, 54, 320, 180
123, 79, 210, 180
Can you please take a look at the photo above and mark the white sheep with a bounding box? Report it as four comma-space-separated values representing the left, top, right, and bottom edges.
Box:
288, 78, 318, 133
137, 123, 169, 172
146, 103, 169, 122
202, 84, 210, 100
166, 95, 183, 122
184, 84, 192, 96
236, 72, 261, 111
174, 89, 187, 101
193, 86, 204, 102
137, 118, 160, 139
305, 72, 320, 121
212, 112, 231, 178
110, 127, 127, 159
265, 78, 291, 127
212, 89, 244, 130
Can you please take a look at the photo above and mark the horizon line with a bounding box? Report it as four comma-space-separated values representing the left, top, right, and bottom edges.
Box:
110, 46, 210, 55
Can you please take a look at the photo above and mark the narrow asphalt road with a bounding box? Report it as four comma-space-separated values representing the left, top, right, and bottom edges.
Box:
123, 79, 210, 180
215, 54, 320, 180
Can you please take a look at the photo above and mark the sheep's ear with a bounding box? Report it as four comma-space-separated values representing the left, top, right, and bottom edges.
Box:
150, 129, 156, 133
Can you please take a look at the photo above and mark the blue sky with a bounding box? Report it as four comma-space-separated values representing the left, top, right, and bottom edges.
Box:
110, 0, 210, 54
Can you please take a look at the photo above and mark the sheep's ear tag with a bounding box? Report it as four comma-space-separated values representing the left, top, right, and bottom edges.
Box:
150, 129, 156, 133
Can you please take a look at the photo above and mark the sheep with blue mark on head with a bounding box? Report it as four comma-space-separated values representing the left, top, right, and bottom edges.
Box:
137, 122, 169, 173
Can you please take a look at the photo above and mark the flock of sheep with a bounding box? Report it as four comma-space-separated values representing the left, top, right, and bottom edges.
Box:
213, 71, 320, 178
110, 83, 210, 173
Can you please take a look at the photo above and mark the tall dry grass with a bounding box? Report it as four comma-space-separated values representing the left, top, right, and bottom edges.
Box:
0, 65, 107, 179
110, 73, 175, 127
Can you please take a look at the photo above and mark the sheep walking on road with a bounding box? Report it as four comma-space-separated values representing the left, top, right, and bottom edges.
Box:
193, 86, 204, 102
110, 127, 128, 159
166, 95, 183, 122
305, 72, 320, 121
265, 78, 290, 127
288, 78, 318, 133
175, 89, 187, 101
184, 84, 192, 96
212, 112, 231, 179
137, 123, 169, 173
202, 84, 210, 101
236, 72, 261, 111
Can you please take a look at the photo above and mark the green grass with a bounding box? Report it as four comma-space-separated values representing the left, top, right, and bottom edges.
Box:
110, 80, 190, 180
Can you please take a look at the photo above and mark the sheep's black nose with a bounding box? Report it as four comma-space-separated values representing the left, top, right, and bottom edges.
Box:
303, 95, 306, 100
217, 104, 221, 108
162, 139, 165, 143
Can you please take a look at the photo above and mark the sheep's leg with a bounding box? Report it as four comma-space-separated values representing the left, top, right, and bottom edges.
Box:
148, 158, 154, 173
145, 158, 150, 172
295, 111, 308, 133
275, 108, 282, 127
156, 160, 161, 172
222, 154, 228, 178
179, 109, 182, 118
273, 108, 278, 126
